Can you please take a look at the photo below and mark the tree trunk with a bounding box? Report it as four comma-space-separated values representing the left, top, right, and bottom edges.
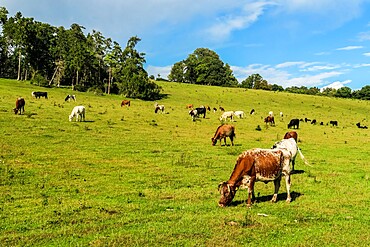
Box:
108, 67, 111, 95
17, 51, 21, 81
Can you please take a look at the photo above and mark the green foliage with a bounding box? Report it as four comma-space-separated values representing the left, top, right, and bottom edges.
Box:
168, 48, 238, 87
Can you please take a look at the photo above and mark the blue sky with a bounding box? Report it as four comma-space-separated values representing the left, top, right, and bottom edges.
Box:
2, 0, 370, 90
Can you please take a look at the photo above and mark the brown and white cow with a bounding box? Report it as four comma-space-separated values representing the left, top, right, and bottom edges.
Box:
121, 100, 131, 107
218, 148, 291, 207
13, 97, 25, 115
283, 131, 298, 142
264, 115, 275, 125
211, 124, 235, 146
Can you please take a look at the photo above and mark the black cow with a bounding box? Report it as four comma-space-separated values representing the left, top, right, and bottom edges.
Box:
356, 122, 368, 129
65, 94, 76, 101
304, 118, 311, 123
288, 119, 300, 129
330, 120, 338, 127
195, 107, 207, 118
311, 119, 317, 124
32, 91, 48, 99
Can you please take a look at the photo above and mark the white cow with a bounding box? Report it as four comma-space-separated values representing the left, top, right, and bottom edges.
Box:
234, 110, 245, 119
220, 111, 235, 122
69, 106, 85, 122
272, 138, 309, 171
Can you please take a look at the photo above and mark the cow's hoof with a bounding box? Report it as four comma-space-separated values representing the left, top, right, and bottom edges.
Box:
286, 198, 291, 203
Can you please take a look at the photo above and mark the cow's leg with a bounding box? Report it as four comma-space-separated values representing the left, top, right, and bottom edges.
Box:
271, 178, 281, 203
229, 136, 234, 146
247, 177, 256, 207
284, 174, 291, 203
292, 158, 296, 171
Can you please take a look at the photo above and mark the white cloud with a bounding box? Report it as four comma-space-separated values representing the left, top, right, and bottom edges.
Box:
336, 46, 363, 51
363, 52, 370, 56
320, 80, 351, 91
146, 65, 172, 79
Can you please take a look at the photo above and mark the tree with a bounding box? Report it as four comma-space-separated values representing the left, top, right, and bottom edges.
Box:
335, 86, 352, 98
168, 48, 238, 86
116, 36, 162, 100
240, 74, 269, 89
352, 85, 370, 100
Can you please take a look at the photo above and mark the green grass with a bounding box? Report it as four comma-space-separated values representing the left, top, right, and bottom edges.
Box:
0, 78, 369, 246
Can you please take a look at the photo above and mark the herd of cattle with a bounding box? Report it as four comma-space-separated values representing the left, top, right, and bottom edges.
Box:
11, 92, 367, 207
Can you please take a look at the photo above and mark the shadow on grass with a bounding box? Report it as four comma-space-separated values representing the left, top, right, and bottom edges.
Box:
228, 191, 302, 207
291, 169, 305, 175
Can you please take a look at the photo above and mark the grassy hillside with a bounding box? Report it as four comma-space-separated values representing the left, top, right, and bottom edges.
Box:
0, 78, 369, 246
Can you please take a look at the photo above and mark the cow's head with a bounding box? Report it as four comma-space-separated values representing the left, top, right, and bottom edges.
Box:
13, 108, 18, 114
218, 182, 237, 207
211, 137, 217, 146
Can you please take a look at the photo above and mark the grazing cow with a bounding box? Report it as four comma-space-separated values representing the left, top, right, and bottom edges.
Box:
121, 100, 131, 107
269, 111, 274, 117
272, 136, 309, 171
304, 118, 311, 123
13, 97, 25, 115
264, 116, 275, 125
213, 107, 217, 113
189, 109, 198, 121
219, 106, 225, 112
234, 111, 245, 119
283, 131, 298, 142
329, 120, 338, 127
32, 91, 48, 99
69, 106, 85, 122
65, 94, 76, 102
250, 109, 255, 115
186, 104, 193, 109
220, 111, 235, 122
205, 105, 211, 111
280, 112, 284, 118
211, 124, 235, 146
288, 119, 300, 129
154, 102, 165, 113
356, 122, 368, 129
320, 122, 324, 125
311, 119, 317, 125
218, 148, 291, 207
195, 106, 206, 118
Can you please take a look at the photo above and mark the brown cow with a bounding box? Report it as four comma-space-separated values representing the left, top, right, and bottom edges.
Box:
211, 124, 235, 146
283, 131, 298, 142
186, 104, 193, 109
13, 97, 25, 115
218, 148, 291, 207
121, 100, 131, 107
264, 116, 275, 125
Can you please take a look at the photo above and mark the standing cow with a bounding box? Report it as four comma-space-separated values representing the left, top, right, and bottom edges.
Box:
211, 124, 235, 146
69, 106, 86, 122
288, 119, 300, 129
218, 148, 292, 207
13, 97, 25, 115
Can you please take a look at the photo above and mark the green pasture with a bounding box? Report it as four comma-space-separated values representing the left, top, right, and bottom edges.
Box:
0, 78, 369, 246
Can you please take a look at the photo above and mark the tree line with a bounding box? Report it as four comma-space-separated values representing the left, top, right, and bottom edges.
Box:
1, 7, 369, 100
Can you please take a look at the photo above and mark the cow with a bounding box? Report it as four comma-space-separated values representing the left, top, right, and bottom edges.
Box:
186, 104, 193, 109
283, 131, 298, 142
189, 109, 198, 121
13, 97, 25, 115
218, 148, 292, 207
195, 106, 206, 118
272, 136, 309, 171
330, 120, 338, 127
264, 116, 275, 125
213, 107, 217, 113
219, 106, 225, 112
234, 111, 245, 119
121, 100, 131, 107
154, 102, 165, 113
220, 111, 235, 122
288, 119, 300, 129
32, 91, 48, 99
65, 94, 76, 102
250, 109, 255, 115
268, 111, 274, 117
356, 122, 368, 129
304, 118, 311, 123
311, 119, 317, 125
211, 124, 235, 146
280, 112, 284, 118
69, 106, 85, 122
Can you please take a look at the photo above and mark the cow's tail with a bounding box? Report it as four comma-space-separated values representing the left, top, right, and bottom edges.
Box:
297, 147, 312, 167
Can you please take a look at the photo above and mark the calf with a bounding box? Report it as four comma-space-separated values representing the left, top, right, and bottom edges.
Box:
13, 97, 25, 115
69, 106, 85, 122
65, 94, 76, 102
32, 91, 48, 99
154, 102, 165, 113
218, 148, 291, 207
288, 119, 300, 129
264, 116, 275, 125
211, 124, 235, 146
220, 111, 235, 122
234, 111, 245, 119
121, 100, 131, 107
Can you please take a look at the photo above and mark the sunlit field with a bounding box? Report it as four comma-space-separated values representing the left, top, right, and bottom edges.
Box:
1, 78, 369, 246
